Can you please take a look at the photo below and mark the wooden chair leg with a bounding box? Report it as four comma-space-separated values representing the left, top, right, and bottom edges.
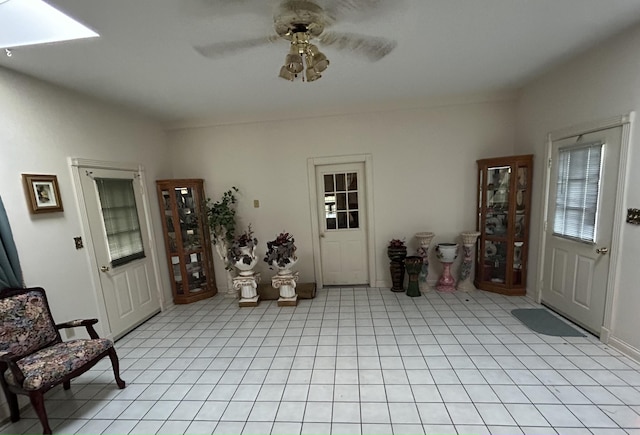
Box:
63, 380, 71, 390
107, 348, 126, 389
29, 391, 52, 435
3, 389, 21, 422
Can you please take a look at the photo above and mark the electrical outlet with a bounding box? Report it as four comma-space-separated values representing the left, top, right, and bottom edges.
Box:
254, 199, 260, 208
74, 236, 84, 249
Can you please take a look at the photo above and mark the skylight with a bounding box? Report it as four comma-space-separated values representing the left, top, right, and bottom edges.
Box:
0, 0, 98, 49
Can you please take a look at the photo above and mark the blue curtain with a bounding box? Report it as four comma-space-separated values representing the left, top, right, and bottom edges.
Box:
0, 196, 23, 289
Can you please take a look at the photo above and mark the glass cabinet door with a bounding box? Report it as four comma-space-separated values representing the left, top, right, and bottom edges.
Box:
475, 155, 532, 295
157, 179, 216, 304
175, 186, 202, 251
485, 165, 510, 236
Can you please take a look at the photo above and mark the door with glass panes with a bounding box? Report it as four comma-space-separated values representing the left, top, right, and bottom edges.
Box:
316, 163, 368, 285
79, 167, 161, 338
541, 126, 621, 336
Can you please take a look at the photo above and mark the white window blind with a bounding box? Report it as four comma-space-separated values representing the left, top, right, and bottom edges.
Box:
553, 142, 604, 243
96, 178, 145, 266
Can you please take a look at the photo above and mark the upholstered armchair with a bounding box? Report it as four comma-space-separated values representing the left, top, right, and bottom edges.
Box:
0, 287, 125, 434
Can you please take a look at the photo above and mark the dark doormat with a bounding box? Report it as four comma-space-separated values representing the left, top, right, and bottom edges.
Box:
511, 308, 586, 337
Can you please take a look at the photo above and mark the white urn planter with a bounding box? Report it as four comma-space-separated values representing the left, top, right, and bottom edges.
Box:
415, 232, 435, 292
264, 233, 299, 306
234, 246, 259, 276
458, 231, 480, 291
435, 243, 458, 292
230, 228, 260, 307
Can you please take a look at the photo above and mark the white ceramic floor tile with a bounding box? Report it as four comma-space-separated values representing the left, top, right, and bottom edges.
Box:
535, 404, 584, 427
248, 401, 280, 422
301, 422, 332, 435
385, 384, 414, 403
332, 402, 361, 423
504, 403, 551, 427
331, 422, 361, 435
599, 405, 640, 428
276, 401, 307, 422
445, 402, 484, 425
129, 419, 164, 435
157, 419, 191, 435
213, 421, 245, 434
415, 402, 451, 425
360, 402, 391, 424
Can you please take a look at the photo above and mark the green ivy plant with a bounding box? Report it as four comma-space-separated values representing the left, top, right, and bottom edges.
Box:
205, 187, 239, 269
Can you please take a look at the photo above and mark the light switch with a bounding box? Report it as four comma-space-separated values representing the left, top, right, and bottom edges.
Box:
74, 236, 83, 249
254, 200, 260, 208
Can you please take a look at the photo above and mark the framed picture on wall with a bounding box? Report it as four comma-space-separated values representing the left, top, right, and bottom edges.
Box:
22, 174, 64, 214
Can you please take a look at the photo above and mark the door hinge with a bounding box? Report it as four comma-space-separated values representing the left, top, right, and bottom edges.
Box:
547, 158, 552, 169
543, 220, 547, 232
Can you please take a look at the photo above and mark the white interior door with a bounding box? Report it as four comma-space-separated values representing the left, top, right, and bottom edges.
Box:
541, 126, 622, 336
316, 163, 368, 285
79, 167, 161, 338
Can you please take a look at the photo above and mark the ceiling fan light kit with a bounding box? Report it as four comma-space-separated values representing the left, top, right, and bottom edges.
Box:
280, 31, 329, 82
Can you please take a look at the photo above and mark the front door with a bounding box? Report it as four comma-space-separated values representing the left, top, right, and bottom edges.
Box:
79, 166, 161, 338
541, 126, 622, 336
316, 163, 368, 285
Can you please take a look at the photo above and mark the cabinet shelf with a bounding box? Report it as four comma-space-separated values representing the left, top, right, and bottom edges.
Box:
475, 155, 533, 295
157, 179, 217, 304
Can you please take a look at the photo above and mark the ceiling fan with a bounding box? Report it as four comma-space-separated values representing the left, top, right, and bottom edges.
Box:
193, 0, 397, 82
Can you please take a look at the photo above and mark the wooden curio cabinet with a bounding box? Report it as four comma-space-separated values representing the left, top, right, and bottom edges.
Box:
475, 155, 533, 295
156, 179, 216, 304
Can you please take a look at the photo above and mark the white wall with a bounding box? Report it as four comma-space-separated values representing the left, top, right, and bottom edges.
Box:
167, 98, 517, 290
0, 67, 172, 420
516, 23, 640, 356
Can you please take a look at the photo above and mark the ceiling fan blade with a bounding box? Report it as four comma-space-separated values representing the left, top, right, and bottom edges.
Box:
194, 36, 279, 58
321, 0, 403, 22
187, 0, 277, 18
318, 31, 396, 61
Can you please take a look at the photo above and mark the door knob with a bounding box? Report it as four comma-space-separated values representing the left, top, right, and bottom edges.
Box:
596, 247, 609, 255
100, 266, 110, 272
320, 233, 325, 238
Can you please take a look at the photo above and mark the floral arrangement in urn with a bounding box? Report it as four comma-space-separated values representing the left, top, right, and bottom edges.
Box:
388, 239, 405, 248
387, 238, 407, 262
264, 232, 297, 269
228, 225, 258, 267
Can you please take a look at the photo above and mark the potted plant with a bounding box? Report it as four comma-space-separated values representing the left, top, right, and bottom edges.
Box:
264, 232, 297, 273
205, 187, 238, 270
228, 225, 258, 276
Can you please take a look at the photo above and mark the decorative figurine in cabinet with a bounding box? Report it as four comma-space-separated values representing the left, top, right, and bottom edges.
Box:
156, 179, 217, 304
475, 155, 533, 295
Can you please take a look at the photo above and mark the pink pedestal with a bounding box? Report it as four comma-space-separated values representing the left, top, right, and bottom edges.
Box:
436, 262, 456, 292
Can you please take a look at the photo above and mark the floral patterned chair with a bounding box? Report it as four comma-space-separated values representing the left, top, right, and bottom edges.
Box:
0, 287, 125, 434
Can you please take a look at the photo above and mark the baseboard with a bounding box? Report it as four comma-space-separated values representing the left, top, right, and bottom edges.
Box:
375, 280, 390, 288
608, 335, 640, 363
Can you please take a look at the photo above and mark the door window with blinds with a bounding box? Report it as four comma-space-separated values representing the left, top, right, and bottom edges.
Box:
553, 141, 604, 243
324, 172, 359, 230
96, 178, 145, 266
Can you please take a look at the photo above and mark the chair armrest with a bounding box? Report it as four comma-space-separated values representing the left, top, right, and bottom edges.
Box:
0, 351, 26, 386
56, 319, 100, 339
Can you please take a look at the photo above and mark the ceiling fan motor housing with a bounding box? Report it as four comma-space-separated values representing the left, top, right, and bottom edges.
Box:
274, 0, 326, 39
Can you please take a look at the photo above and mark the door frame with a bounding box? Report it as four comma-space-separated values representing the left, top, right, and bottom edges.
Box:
69, 158, 165, 338
536, 113, 633, 343
307, 154, 376, 289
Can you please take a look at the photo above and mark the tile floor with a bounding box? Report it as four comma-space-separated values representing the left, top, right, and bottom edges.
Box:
2, 287, 640, 435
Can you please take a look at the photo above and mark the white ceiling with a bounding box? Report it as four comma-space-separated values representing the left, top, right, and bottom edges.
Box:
3, 0, 640, 124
